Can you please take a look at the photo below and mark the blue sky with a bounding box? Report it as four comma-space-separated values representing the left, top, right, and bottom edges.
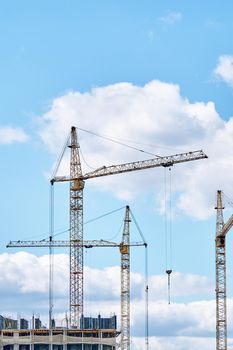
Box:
1, 1, 233, 349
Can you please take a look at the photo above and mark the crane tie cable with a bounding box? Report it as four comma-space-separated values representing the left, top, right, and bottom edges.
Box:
78, 127, 162, 158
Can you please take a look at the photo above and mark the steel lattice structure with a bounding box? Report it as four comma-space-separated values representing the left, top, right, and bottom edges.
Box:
120, 206, 130, 350
216, 190, 226, 350
215, 190, 233, 350
69, 127, 84, 328
6, 239, 144, 248
54, 150, 208, 183
51, 126, 207, 328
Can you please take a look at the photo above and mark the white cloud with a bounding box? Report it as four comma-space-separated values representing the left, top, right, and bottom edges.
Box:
0, 253, 214, 331
37, 80, 233, 219
149, 272, 212, 300
214, 55, 233, 87
131, 336, 216, 350
0, 126, 29, 144
1, 253, 211, 301
159, 11, 182, 25
3, 252, 233, 348
0, 252, 68, 294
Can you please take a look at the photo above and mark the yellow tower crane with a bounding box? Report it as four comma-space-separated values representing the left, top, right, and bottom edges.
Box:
51, 126, 207, 329
215, 190, 233, 350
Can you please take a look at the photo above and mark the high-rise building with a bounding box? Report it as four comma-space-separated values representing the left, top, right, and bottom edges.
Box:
20, 319, 29, 330
80, 314, 117, 330
0, 315, 17, 330
34, 318, 42, 330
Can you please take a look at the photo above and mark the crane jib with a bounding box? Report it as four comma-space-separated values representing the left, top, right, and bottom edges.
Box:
6, 240, 145, 248
51, 149, 207, 183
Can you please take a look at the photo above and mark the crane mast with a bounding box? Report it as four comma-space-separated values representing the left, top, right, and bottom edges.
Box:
216, 190, 226, 350
69, 126, 84, 328
120, 206, 130, 350
51, 126, 207, 328
215, 190, 233, 350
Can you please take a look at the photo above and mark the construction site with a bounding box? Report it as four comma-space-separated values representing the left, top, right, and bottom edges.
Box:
1, 126, 232, 350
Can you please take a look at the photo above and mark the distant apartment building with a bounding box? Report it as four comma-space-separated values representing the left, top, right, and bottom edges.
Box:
34, 318, 42, 330
0, 316, 4, 330
0, 316, 17, 330
19, 319, 28, 330
80, 315, 117, 330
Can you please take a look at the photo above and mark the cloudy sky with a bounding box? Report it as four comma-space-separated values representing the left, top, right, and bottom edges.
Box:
1, 1, 233, 349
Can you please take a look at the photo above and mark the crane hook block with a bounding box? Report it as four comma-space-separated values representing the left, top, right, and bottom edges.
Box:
166, 269, 172, 305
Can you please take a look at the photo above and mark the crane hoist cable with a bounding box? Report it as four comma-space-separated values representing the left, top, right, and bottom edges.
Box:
144, 242, 149, 350
164, 167, 173, 305
169, 167, 173, 270
49, 182, 55, 329
84, 247, 93, 318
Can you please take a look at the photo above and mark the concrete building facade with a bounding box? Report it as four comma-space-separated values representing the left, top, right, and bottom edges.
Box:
0, 329, 118, 350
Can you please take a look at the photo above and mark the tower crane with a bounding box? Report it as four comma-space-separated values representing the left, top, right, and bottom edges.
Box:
51, 126, 207, 328
215, 190, 233, 350
50, 126, 208, 328
7, 206, 144, 350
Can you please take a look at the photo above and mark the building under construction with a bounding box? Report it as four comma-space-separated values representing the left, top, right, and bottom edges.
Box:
0, 315, 119, 350
0, 328, 119, 350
